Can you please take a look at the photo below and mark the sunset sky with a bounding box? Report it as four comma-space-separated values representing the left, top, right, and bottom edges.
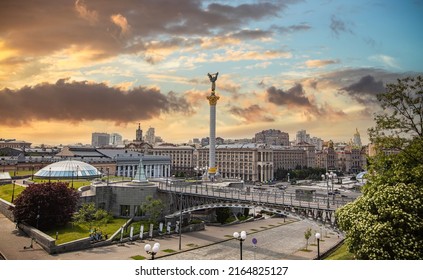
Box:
1, 0, 422, 146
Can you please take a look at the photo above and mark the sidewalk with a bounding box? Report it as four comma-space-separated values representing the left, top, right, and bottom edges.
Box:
0, 212, 342, 260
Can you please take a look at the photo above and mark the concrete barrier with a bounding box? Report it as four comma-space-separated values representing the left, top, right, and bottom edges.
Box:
0, 198, 15, 221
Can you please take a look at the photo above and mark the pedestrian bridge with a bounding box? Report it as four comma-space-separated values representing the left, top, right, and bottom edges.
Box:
158, 182, 354, 225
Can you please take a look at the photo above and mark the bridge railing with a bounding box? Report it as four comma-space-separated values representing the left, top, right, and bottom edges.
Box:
158, 182, 354, 211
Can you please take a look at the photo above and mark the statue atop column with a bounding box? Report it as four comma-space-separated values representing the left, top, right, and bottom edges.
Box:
207, 72, 220, 105
208, 72, 219, 93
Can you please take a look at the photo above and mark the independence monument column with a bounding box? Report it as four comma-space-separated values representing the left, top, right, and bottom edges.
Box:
207, 72, 220, 180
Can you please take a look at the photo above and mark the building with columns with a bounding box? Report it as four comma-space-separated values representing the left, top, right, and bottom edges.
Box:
197, 143, 274, 183
114, 153, 171, 178
150, 144, 195, 176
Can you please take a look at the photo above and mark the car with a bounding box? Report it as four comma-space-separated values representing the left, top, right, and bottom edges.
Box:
334, 189, 341, 194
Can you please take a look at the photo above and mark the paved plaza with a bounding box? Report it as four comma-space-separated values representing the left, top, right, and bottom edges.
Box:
0, 212, 342, 260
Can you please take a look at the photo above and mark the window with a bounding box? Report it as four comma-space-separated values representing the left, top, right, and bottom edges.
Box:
120, 205, 130, 216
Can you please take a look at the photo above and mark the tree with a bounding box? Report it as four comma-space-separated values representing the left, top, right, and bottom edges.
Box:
304, 227, 312, 250
12, 182, 79, 230
216, 207, 231, 224
336, 76, 423, 259
72, 202, 112, 231
140, 195, 164, 224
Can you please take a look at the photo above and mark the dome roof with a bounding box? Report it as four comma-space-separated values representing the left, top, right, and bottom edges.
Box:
34, 160, 101, 179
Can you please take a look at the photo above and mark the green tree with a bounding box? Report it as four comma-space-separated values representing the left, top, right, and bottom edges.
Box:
72, 202, 112, 231
140, 195, 164, 224
12, 182, 79, 230
216, 207, 231, 224
336, 76, 423, 259
304, 227, 312, 250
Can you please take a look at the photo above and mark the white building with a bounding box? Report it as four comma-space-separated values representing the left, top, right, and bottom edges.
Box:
110, 133, 123, 146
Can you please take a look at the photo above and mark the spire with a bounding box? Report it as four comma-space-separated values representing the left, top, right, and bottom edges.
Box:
132, 157, 148, 183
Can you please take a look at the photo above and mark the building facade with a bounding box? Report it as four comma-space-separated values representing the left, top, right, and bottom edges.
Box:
91, 133, 110, 147
197, 143, 274, 182
150, 144, 195, 176
254, 129, 289, 146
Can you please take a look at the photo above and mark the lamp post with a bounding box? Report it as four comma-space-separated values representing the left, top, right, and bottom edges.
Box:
178, 189, 183, 250
49, 167, 51, 183
233, 230, 247, 260
11, 180, 16, 203
329, 172, 337, 205
144, 242, 160, 260
31, 165, 34, 180
36, 205, 40, 229
106, 167, 109, 186
321, 174, 330, 209
315, 232, 321, 259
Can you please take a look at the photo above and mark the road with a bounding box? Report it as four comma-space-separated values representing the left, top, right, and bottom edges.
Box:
0, 212, 342, 260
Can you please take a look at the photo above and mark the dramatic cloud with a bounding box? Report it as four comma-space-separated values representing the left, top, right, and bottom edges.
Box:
0, 0, 291, 60
330, 15, 354, 37
0, 79, 193, 126
305, 59, 339, 68
266, 84, 345, 119
267, 84, 311, 107
339, 75, 386, 104
229, 104, 274, 123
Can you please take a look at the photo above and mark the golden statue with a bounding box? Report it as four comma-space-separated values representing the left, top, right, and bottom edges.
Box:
208, 72, 219, 92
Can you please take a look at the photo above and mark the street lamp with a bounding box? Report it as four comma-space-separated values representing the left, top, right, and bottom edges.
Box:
36, 205, 40, 229
144, 242, 160, 260
329, 172, 337, 205
11, 180, 16, 203
106, 167, 110, 186
321, 174, 330, 209
31, 165, 35, 180
315, 232, 321, 259
233, 230, 247, 260
49, 167, 51, 183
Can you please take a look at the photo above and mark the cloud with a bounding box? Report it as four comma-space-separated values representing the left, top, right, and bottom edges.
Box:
0, 78, 193, 126
75, 0, 99, 24
267, 84, 311, 107
229, 104, 275, 123
110, 14, 131, 36
339, 75, 386, 104
330, 15, 354, 37
305, 59, 339, 68
213, 49, 292, 62
266, 84, 345, 119
273, 23, 312, 33
369, 54, 400, 69
0, 0, 293, 59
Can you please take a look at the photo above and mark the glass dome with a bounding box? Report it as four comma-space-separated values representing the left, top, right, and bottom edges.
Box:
34, 160, 102, 179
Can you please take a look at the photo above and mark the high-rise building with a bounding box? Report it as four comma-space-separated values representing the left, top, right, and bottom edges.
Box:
145, 127, 155, 144
91, 133, 110, 147
110, 133, 123, 146
295, 129, 310, 145
310, 137, 323, 150
254, 129, 289, 146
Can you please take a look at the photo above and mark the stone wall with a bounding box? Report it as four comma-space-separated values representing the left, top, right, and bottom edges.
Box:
18, 223, 56, 254
0, 198, 14, 221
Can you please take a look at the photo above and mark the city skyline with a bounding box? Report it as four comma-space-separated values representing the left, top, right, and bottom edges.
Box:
1, 0, 422, 146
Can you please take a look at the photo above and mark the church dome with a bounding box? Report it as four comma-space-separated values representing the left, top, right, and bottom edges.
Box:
34, 160, 101, 179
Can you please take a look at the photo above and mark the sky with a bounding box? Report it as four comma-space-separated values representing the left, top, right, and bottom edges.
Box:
0, 0, 422, 146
